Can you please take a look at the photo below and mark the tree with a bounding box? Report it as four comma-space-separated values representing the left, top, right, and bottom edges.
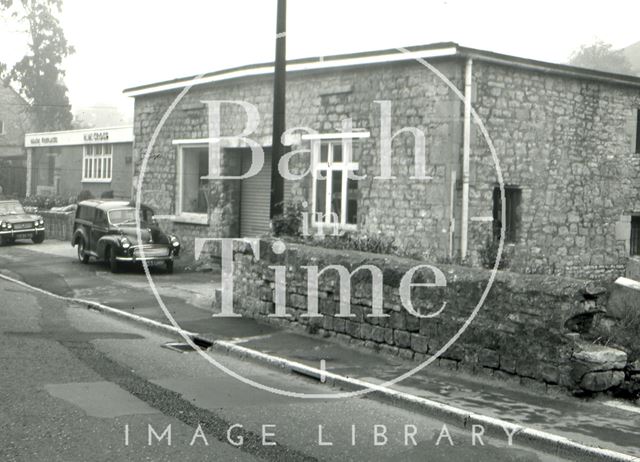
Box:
569, 40, 634, 75
0, 0, 74, 131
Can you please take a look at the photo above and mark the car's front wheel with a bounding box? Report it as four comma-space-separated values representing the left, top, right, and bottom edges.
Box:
32, 233, 45, 244
108, 246, 119, 273
77, 239, 90, 264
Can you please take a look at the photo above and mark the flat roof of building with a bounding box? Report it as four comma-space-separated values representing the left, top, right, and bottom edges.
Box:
123, 42, 640, 97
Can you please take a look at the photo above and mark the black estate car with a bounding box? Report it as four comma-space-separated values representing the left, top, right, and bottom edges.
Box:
0, 200, 45, 245
72, 200, 180, 273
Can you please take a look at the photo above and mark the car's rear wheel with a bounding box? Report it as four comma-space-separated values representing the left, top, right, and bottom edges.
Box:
77, 239, 89, 264
165, 260, 174, 274
32, 233, 45, 244
108, 246, 119, 273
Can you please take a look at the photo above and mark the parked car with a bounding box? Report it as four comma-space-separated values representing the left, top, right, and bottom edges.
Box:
71, 200, 180, 273
0, 200, 45, 245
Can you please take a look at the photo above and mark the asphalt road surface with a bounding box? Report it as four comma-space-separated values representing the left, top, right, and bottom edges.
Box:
0, 241, 568, 461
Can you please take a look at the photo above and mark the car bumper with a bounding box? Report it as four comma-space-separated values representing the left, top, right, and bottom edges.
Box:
0, 227, 45, 238
115, 244, 179, 262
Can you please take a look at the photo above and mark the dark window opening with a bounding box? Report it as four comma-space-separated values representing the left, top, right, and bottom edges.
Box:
631, 216, 640, 256
636, 110, 640, 154
493, 186, 521, 244
180, 147, 209, 214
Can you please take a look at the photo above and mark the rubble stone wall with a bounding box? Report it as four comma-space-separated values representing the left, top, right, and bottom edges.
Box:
229, 240, 612, 389
469, 61, 640, 280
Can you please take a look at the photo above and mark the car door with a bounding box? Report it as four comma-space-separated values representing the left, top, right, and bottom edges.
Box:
90, 209, 109, 255
75, 205, 94, 250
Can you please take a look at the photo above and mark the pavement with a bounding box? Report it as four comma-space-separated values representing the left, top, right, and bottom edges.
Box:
2, 239, 640, 461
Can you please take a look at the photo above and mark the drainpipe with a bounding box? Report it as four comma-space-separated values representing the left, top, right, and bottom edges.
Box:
460, 58, 473, 260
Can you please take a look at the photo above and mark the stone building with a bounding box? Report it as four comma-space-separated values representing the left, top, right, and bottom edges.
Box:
124, 42, 640, 280
24, 126, 134, 199
0, 84, 33, 197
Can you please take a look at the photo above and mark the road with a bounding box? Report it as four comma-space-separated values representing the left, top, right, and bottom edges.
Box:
0, 240, 570, 461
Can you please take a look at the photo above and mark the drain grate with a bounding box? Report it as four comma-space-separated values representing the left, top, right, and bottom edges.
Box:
161, 337, 213, 353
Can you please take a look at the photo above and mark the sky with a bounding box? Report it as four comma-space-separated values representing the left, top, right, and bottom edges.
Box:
2, 0, 640, 120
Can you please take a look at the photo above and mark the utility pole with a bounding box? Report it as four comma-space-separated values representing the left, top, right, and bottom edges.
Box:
269, 0, 287, 219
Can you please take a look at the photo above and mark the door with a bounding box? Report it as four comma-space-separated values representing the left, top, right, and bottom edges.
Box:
90, 209, 109, 254
240, 150, 272, 237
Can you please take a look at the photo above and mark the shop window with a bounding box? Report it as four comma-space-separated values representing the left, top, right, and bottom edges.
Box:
177, 146, 209, 215
631, 216, 640, 256
83, 144, 112, 182
493, 186, 521, 243
312, 140, 359, 228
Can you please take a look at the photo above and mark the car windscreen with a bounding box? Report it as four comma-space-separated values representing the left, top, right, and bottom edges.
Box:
0, 202, 25, 215
108, 208, 145, 225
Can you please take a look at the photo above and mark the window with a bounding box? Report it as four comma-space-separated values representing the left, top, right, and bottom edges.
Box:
177, 146, 209, 216
631, 216, 640, 256
493, 186, 521, 243
82, 144, 112, 182
77, 205, 96, 222
94, 210, 108, 227
311, 140, 359, 228
108, 208, 146, 225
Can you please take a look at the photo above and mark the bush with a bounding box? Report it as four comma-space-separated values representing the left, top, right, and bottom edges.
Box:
478, 237, 510, 269
588, 308, 640, 362
312, 232, 399, 255
271, 201, 304, 237
21, 194, 78, 211
77, 190, 94, 202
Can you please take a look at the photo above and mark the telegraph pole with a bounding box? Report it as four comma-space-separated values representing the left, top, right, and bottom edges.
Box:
269, 0, 287, 219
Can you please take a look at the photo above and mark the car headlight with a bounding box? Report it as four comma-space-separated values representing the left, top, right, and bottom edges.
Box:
120, 237, 131, 249
0, 222, 5, 229
6, 223, 12, 229
170, 235, 180, 247
38, 219, 44, 226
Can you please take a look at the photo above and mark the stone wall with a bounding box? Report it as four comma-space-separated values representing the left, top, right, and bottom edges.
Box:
0, 85, 32, 197
469, 61, 640, 280
41, 210, 74, 241
225, 239, 622, 390
0, 85, 31, 160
